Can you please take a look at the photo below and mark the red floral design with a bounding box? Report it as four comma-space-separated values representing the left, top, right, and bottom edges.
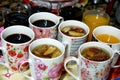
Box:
22, 62, 29, 67
5, 42, 29, 72
23, 46, 28, 52
8, 50, 16, 57
11, 66, 18, 71
6, 43, 11, 47
17, 53, 23, 58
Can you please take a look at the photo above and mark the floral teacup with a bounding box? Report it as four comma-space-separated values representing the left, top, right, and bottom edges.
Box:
29, 12, 63, 39
64, 42, 120, 80
18, 38, 65, 80
0, 25, 35, 72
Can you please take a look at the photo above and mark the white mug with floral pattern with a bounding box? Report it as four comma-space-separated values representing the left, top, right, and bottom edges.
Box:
29, 12, 63, 39
0, 25, 35, 72
64, 42, 120, 80
18, 38, 65, 80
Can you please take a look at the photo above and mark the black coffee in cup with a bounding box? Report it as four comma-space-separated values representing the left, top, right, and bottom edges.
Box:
5, 34, 31, 44
32, 19, 56, 27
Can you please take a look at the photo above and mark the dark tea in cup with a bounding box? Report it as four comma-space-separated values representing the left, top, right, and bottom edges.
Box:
81, 47, 110, 61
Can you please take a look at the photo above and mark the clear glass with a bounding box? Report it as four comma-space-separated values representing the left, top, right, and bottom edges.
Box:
4, 0, 31, 28
82, 9, 110, 41
30, 0, 52, 14
33, 0, 79, 15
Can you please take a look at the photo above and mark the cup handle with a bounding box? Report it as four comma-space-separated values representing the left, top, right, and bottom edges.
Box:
0, 47, 9, 68
0, 47, 4, 62
0, 49, 4, 62
111, 50, 120, 68
63, 41, 72, 57
63, 42, 68, 57
64, 56, 79, 80
58, 16, 64, 23
18, 58, 34, 80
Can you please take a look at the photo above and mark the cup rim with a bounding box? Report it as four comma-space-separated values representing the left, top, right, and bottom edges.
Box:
1, 25, 35, 45
58, 20, 90, 39
29, 38, 65, 60
28, 12, 60, 29
78, 41, 114, 63
93, 26, 120, 45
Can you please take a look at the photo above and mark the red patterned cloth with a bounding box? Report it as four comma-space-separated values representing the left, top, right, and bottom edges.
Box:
107, 56, 120, 80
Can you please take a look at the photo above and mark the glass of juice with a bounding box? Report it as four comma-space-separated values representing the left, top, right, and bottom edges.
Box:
82, 9, 110, 41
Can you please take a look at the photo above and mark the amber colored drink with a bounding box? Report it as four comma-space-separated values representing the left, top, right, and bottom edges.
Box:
96, 34, 120, 44
82, 12, 110, 41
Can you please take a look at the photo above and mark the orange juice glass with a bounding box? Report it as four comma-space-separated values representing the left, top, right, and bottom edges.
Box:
82, 9, 110, 41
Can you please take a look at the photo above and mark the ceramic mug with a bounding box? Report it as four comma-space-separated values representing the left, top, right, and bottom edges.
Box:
0, 25, 35, 72
18, 38, 65, 80
64, 42, 120, 80
29, 12, 63, 39
57, 20, 89, 57
92, 26, 120, 66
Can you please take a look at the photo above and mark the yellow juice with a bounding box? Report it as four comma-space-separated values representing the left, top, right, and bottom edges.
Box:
96, 34, 120, 44
83, 15, 109, 41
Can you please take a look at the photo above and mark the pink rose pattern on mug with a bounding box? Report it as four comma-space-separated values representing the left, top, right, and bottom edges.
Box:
64, 42, 117, 80
29, 12, 62, 39
33, 58, 63, 80
33, 27, 56, 39
80, 58, 112, 80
